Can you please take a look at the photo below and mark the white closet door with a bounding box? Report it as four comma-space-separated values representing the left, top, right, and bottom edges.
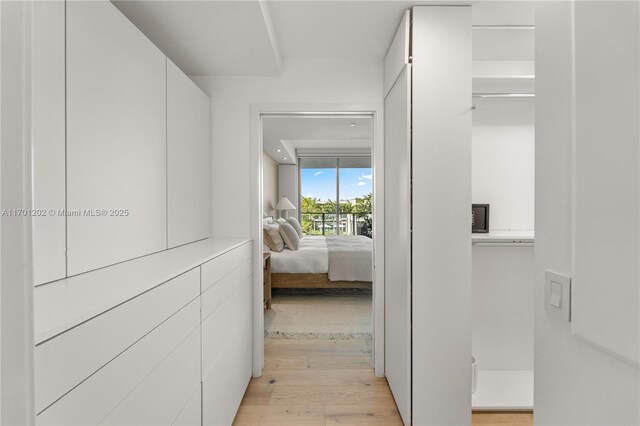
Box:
383, 11, 411, 425
572, 1, 640, 366
66, 0, 167, 275
411, 6, 472, 425
32, 0, 66, 285
167, 59, 211, 248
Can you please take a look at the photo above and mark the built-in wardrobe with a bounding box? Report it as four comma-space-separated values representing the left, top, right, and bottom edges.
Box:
384, 6, 472, 425
384, 5, 535, 424
470, 8, 535, 411
31, 1, 252, 424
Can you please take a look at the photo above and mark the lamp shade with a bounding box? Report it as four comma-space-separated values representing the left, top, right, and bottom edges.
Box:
275, 196, 296, 211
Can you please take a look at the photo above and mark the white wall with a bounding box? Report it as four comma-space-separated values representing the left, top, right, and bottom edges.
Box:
1, 2, 36, 423
472, 98, 534, 231
278, 164, 297, 219
193, 59, 383, 237
262, 152, 279, 217
535, 2, 640, 424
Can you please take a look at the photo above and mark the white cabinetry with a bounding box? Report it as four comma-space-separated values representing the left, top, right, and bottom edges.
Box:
383, 11, 411, 424
384, 6, 472, 425
35, 269, 200, 412
167, 59, 211, 248
66, 0, 167, 275
33, 0, 212, 278
35, 239, 252, 425
201, 247, 253, 425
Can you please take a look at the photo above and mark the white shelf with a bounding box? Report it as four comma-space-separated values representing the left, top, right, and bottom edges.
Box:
472, 61, 535, 95
473, 77, 535, 95
472, 230, 534, 244
34, 237, 251, 344
472, 370, 534, 411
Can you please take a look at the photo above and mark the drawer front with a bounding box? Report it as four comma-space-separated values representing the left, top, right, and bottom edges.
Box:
35, 268, 200, 412
101, 325, 200, 425
201, 242, 251, 293
201, 258, 251, 321
202, 276, 252, 377
173, 383, 202, 426
37, 298, 200, 425
202, 284, 252, 426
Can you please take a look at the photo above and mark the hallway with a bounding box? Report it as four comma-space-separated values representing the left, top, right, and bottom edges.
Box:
234, 338, 534, 425
234, 338, 402, 425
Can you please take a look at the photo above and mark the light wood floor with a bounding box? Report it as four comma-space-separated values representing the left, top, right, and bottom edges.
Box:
234, 338, 533, 426
473, 411, 533, 426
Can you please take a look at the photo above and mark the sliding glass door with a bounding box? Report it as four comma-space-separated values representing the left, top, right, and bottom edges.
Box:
299, 157, 372, 237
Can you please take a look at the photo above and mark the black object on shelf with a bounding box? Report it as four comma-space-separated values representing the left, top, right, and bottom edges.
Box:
472, 204, 490, 233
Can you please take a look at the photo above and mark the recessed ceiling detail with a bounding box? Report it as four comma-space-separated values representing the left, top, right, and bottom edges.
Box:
263, 116, 372, 165
112, 0, 281, 76
112, 1, 535, 77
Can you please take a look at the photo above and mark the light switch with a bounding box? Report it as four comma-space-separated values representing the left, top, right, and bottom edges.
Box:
549, 281, 562, 308
545, 271, 571, 322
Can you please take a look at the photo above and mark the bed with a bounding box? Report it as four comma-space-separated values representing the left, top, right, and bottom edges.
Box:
270, 235, 372, 289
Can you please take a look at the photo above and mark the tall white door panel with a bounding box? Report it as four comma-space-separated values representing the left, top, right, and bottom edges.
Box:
66, 0, 167, 275
411, 6, 472, 425
167, 59, 211, 249
383, 11, 411, 425
572, 1, 640, 366
32, 0, 66, 285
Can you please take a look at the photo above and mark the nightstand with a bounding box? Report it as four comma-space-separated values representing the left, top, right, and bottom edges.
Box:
263, 252, 271, 310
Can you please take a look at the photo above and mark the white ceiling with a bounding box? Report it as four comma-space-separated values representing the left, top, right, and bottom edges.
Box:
263, 116, 372, 165
112, 1, 281, 76
267, 1, 411, 60
112, 1, 534, 77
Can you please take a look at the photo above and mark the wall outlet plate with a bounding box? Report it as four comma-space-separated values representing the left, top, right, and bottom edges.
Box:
545, 271, 571, 322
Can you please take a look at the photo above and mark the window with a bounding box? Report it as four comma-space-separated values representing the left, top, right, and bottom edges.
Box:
299, 157, 372, 237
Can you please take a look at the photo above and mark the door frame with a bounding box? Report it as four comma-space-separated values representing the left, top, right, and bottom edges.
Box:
249, 103, 385, 377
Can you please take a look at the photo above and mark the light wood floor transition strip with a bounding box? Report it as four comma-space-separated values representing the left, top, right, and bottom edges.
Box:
234, 338, 533, 425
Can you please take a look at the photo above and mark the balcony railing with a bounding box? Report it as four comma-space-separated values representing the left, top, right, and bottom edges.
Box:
300, 212, 372, 237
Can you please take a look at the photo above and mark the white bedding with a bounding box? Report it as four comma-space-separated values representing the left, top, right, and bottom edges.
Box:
270, 235, 373, 282
270, 236, 328, 273
325, 236, 373, 282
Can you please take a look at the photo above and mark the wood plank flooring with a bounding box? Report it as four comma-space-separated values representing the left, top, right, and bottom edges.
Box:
234, 338, 533, 425
472, 411, 533, 426
234, 338, 402, 425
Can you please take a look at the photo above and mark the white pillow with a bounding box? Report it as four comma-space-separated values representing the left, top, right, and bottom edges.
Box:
275, 217, 287, 225
278, 223, 300, 251
286, 217, 303, 238
263, 224, 284, 252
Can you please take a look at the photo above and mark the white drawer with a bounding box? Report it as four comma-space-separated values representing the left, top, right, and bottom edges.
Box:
35, 268, 200, 412
202, 296, 252, 426
201, 258, 251, 321
36, 298, 200, 425
101, 324, 200, 425
173, 383, 202, 426
202, 276, 251, 377
201, 242, 251, 293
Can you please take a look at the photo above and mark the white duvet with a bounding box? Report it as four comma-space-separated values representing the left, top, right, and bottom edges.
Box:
270, 235, 373, 282
270, 236, 328, 273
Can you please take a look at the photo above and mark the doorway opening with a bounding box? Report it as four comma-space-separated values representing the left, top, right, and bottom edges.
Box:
262, 115, 373, 350
249, 105, 385, 380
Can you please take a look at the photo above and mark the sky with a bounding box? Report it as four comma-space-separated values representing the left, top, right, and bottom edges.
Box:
301, 167, 372, 202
